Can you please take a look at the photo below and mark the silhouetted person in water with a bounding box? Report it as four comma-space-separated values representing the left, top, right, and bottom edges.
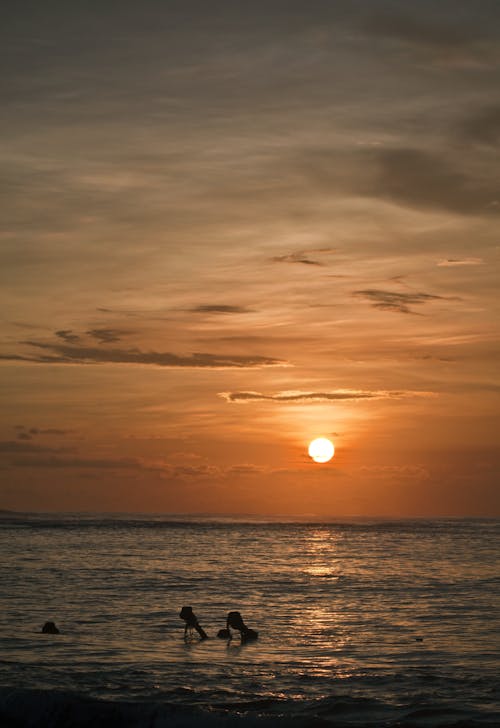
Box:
179, 606, 208, 641
225, 611, 258, 643
41, 621, 60, 634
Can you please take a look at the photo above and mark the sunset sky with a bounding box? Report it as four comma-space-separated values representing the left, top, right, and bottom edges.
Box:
1, 1, 499, 516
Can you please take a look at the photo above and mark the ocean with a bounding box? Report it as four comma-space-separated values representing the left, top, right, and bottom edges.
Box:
0, 514, 498, 727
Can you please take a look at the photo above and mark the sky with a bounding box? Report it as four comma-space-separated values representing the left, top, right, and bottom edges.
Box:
1, 0, 499, 516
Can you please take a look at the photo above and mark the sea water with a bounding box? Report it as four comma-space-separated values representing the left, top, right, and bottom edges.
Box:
0, 514, 498, 727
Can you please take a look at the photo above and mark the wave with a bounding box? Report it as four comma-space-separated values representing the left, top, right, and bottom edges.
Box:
1, 688, 498, 728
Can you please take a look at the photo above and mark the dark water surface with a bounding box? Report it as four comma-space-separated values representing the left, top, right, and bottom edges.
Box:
1, 514, 499, 726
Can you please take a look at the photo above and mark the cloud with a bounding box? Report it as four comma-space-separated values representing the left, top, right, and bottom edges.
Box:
166, 464, 220, 479
359, 9, 498, 67
353, 289, 449, 314
362, 12, 474, 50
458, 105, 500, 145
96, 307, 142, 318
366, 148, 499, 216
11, 455, 197, 479
94, 307, 170, 320
38, 428, 73, 435
86, 328, 127, 343
296, 146, 498, 217
55, 330, 81, 343
56, 327, 130, 345
0, 354, 34, 362
1, 443, 216, 477
272, 249, 335, 266
15, 426, 73, 438
272, 251, 323, 266
225, 463, 266, 476
190, 305, 252, 314
413, 354, 456, 363
219, 389, 434, 403
55, 327, 130, 345
11, 340, 286, 369
9, 455, 145, 470
358, 464, 430, 480
0, 440, 61, 454
437, 258, 483, 267
2, 448, 177, 475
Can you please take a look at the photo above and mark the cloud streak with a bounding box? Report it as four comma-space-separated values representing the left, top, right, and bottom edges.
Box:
219, 389, 435, 403
0, 440, 64, 454
353, 289, 449, 314
86, 328, 127, 343
190, 305, 252, 314
6, 453, 220, 480
272, 251, 323, 266
9, 455, 145, 470
55, 328, 129, 344
15, 425, 73, 440
296, 146, 498, 218
359, 8, 498, 67
437, 258, 483, 267
272, 248, 336, 266
458, 105, 500, 145
358, 464, 430, 480
367, 148, 499, 216
9, 340, 286, 369
55, 330, 81, 343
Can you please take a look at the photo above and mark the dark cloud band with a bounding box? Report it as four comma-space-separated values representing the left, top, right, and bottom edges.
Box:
9, 340, 286, 369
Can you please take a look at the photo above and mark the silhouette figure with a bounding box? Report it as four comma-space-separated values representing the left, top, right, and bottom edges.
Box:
226, 611, 258, 642
41, 621, 60, 634
179, 606, 208, 641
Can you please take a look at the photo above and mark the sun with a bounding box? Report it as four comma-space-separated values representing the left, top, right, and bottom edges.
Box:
308, 437, 335, 463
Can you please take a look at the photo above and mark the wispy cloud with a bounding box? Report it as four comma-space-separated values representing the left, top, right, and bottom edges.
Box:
219, 389, 435, 403
16, 432, 32, 441
358, 464, 430, 480
272, 248, 336, 266
55, 330, 81, 343
9, 455, 146, 470
0, 354, 33, 362
1, 441, 218, 478
295, 145, 499, 217
33, 428, 72, 435
166, 463, 220, 479
14, 425, 73, 440
353, 289, 449, 314
272, 251, 323, 266
9, 340, 286, 369
367, 148, 499, 216
190, 305, 252, 314
86, 328, 127, 343
437, 258, 483, 267
359, 9, 498, 67
57, 328, 129, 345
225, 463, 266, 476
458, 105, 500, 145
96, 307, 143, 318
0, 440, 62, 454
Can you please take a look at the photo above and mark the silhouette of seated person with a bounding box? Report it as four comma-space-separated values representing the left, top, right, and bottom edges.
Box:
41, 621, 60, 634
224, 611, 258, 642
179, 606, 208, 641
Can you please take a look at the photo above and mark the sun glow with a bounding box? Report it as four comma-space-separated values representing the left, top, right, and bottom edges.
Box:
308, 438, 335, 463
